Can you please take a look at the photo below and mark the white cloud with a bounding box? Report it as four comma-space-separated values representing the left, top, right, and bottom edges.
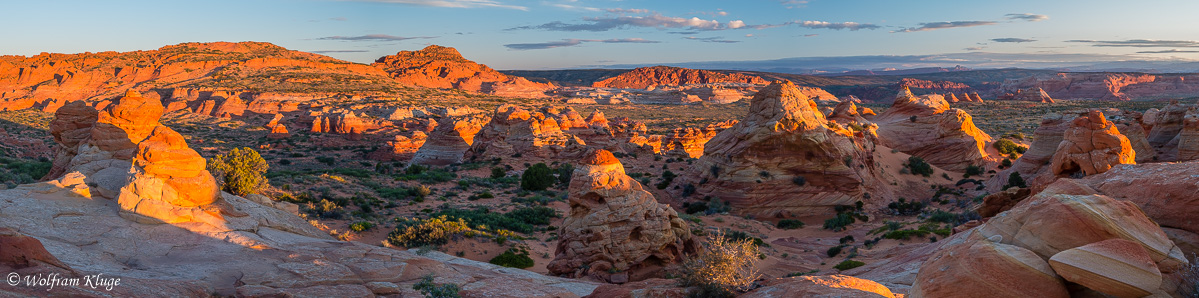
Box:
728, 20, 746, 29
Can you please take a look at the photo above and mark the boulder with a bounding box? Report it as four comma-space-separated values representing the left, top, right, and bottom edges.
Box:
1048, 239, 1162, 297
547, 150, 694, 283
909, 240, 1068, 298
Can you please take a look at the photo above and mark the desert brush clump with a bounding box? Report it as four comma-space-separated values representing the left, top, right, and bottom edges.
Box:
520, 163, 556, 191
679, 231, 761, 297
413, 274, 461, 298
387, 215, 485, 248
207, 147, 269, 196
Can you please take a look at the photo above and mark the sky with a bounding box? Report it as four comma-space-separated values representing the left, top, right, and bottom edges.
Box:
3, 0, 1199, 70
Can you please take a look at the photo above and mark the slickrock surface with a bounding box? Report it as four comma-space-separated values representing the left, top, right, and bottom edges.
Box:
1048, 239, 1162, 298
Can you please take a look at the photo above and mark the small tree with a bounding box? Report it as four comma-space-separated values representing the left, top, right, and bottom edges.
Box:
1006, 172, 1027, 189
680, 231, 761, 296
556, 163, 575, 186
520, 163, 555, 191
207, 147, 269, 196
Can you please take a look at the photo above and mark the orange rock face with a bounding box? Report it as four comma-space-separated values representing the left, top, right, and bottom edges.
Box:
0, 42, 395, 107
747, 275, 898, 298
1049, 110, 1135, 177
41, 90, 237, 226
547, 150, 693, 283
372, 45, 553, 97
679, 81, 888, 217
410, 115, 490, 166
465, 105, 586, 160
912, 182, 1188, 297
870, 87, 994, 172
368, 132, 427, 161
592, 65, 768, 89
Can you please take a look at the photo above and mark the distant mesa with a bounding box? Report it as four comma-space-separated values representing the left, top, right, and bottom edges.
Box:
591, 65, 768, 89
372, 45, 555, 98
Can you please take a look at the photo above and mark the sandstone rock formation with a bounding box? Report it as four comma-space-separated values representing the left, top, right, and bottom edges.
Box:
368, 132, 427, 161
1001, 72, 1199, 101
745, 275, 898, 298
264, 113, 290, 139
466, 105, 586, 160
680, 81, 888, 217
910, 181, 1188, 297
372, 45, 554, 97
0, 42, 397, 107
410, 115, 489, 166
1005, 87, 1055, 103
909, 240, 1069, 298
1177, 108, 1199, 161
1048, 239, 1162, 297
869, 87, 994, 172
1048, 110, 1135, 177
969, 92, 983, 102
41, 90, 243, 228
548, 150, 693, 283
592, 66, 767, 89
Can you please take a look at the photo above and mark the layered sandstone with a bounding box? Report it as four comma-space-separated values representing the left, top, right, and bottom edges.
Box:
680, 81, 888, 217
592, 66, 767, 89
465, 105, 587, 160
910, 181, 1188, 297
869, 87, 993, 172
410, 115, 489, 166
547, 150, 694, 283
1048, 239, 1162, 297
1000, 72, 1199, 101
372, 45, 554, 97
0, 42, 397, 108
1048, 110, 1135, 177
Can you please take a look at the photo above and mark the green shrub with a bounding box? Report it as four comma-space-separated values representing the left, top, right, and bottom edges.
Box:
489, 248, 534, 269
490, 167, 506, 179
993, 139, 1027, 156
826, 245, 844, 257
884, 229, 931, 240
928, 210, 958, 223
834, 260, 865, 271
655, 170, 677, 189
1006, 172, 1027, 189
349, 221, 375, 232
776, 219, 805, 230
906, 156, 933, 177
556, 163, 574, 186
887, 198, 925, 215
431, 206, 557, 234
964, 165, 983, 178
413, 274, 461, 298
387, 216, 479, 247
823, 213, 855, 231
208, 147, 269, 196
520, 163, 555, 191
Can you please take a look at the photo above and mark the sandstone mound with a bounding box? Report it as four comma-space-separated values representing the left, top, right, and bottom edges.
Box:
591, 65, 767, 89
869, 86, 994, 172
1049, 110, 1136, 177
373, 45, 554, 97
410, 115, 490, 166
909, 181, 1187, 297
465, 105, 587, 160
745, 275, 898, 298
679, 81, 888, 217
548, 150, 694, 283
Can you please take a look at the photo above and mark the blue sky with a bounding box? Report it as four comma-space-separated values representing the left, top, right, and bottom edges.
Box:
3, 0, 1199, 70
